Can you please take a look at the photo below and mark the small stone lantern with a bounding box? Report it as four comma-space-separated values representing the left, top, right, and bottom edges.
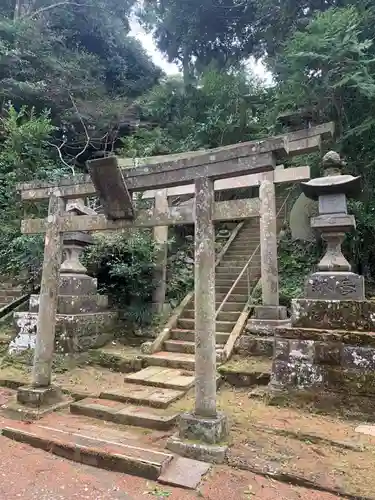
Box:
301, 151, 364, 300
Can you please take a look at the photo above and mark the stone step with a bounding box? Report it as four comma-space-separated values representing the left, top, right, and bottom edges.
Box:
178, 318, 236, 333
216, 285, 250, 295
228, 242, 260, 250
216, 266, 246, 275
216, 272, 259, 282
142, 351, 196, 370
218, 356, 272, 387
2, 424, 173, 480
170, 329, 230, 344
217, 260, 256, 268
164, 340, 223, 355
215, 301, 245, 312
124, 366, 195, 390
181, 309, 241, 323
225, 249, 260, 256
234, 335, 274, 357
100, 383, 185, 409
216, 293, 248, 303
0, 289, 23, 298
70, 398, 178, 431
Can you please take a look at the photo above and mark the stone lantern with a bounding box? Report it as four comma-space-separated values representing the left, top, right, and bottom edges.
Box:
301, 151, 363, 300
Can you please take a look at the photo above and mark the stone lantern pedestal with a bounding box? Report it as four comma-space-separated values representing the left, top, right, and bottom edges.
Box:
10, 200, 117, 355
267, 153, 375, 405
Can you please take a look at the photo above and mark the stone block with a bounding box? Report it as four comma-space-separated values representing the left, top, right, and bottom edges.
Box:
341, 346, 375, 370
29, 294, 108, 314
305, 272, 364, 300
246, 318, 291, 336
234, 335, 273, 357
311, 214, 355, 232
166, 435, 228, 464
270, 359, 324, 391
11, 311, 117, 354
178, 412, 229, 445
314, 341, 342, 365
319, 193, 347, 215
253, 305, 287, 321
291, 299, 375, 331
289, 339, 315, 362
324, 367, 375, 396
17, 385, 63, 407
274, 338, 289, 361
59, 274, 97, 296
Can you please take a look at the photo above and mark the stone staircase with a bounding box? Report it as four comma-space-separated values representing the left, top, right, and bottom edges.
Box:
1, 192, 293, 485
0, 279, 24, 310
70, 196, 287, 432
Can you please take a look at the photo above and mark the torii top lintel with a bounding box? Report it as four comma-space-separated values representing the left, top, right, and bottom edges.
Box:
17, 122, 334, 202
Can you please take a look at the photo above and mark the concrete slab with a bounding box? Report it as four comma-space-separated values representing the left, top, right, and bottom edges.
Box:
1, 424, 172, 480
100, 384, 185, 409
158, 456, 211, 489
70, 398, 178, 431
125, 366, 195, 391
142, 351, 196, 370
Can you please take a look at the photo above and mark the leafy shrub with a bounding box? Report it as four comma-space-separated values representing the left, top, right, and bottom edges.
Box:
83, 230, 158, 326
278, 232, 321, 308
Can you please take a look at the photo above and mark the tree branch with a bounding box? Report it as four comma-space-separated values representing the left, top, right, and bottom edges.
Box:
24, 2, 91, 20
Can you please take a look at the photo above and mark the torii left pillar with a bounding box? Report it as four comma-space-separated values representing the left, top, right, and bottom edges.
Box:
167, 177, 229, 463
15, 190, 72, 416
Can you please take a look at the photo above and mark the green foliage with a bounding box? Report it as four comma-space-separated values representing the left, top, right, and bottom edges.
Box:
166, 236, 194, 307
0, 104, 60, 286
278, 234, 321, 307
83, 230, 158, 326
122, 70, 269, 156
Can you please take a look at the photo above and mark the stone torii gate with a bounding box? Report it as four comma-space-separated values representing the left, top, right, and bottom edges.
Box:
13, 123, 333, 455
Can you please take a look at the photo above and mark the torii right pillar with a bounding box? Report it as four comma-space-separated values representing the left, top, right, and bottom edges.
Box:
248, 173, 290, 333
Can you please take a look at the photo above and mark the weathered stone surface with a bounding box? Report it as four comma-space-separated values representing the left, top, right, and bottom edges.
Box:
158, 456, 211, 489
2, 425, 173, 480
314, 341, 342, 365
270, 359, 324, 391
32, 192, 64, 387
179, 412, 229, 445
289, 193, 318, 242
166, 435, 228, 464
324, 367, 375, 395
18, 123, 332, 200
341, 345, 375, 370
59, 274, 97, 296
11, 311, 117, 353
152, 189, 169, 314
305, 272, 365, 300
194, 177, 217, 418
247, 318, 291, 335
17, 385, 63, 407
291, 299, 375, 331
274, 338, 289, 361
70, 398, 178, 431
253, 305, 287, 320
289, 339, 315, 362
274, 326, 375, 347
234, 334, 273, 357
259, 178, 279, 307
124, 366, 195, 391
29, 294, 108, 314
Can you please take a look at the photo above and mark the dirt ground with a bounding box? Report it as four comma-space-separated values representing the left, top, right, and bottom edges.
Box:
1, 363, 375, 498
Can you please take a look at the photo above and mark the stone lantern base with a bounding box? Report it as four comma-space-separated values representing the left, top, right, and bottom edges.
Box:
10, 273, 117, 354
269, 298, 375, 400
